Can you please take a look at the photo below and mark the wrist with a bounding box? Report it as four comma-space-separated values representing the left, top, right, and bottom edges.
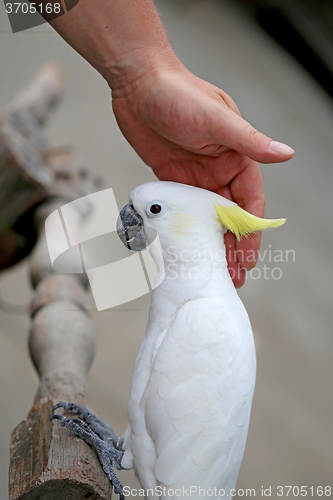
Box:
105, 44, 182, 95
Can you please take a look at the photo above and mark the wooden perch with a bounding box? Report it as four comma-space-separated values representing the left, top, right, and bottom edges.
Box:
0, 62, 65, 270
7, 62, 66, 127
7, 67, 112, 499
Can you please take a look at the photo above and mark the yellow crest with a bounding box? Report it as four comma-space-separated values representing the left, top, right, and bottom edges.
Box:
215, 204, 286, 241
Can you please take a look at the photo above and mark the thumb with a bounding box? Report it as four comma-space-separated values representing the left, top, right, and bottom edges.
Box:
213, 108, 294, 163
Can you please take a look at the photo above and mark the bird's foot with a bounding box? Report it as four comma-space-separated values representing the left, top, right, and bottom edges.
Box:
50, 402, 126, 500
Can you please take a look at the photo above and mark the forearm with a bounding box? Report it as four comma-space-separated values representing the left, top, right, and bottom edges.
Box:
49, 0, 179, 90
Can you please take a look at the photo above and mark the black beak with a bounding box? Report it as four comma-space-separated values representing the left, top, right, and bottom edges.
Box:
117, 203, 148, 251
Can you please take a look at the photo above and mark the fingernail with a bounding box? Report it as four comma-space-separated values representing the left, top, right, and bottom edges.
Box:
269, 141, 294, 155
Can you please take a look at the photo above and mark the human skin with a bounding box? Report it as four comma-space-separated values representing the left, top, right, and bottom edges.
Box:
49, 0, 294, 287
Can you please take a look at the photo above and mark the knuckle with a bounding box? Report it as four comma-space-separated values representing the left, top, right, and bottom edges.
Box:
244, 123, 264, 145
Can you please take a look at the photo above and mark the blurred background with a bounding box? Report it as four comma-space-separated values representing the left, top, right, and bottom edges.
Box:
0, 0, 332, 498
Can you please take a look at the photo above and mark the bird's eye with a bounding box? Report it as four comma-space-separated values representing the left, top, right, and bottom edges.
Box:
150, 204, 162, 215
145, 200, 165, 217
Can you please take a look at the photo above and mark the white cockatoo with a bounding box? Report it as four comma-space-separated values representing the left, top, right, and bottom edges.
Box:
51, 181, 285, 500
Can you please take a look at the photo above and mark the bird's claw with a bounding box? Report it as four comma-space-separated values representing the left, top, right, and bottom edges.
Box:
50, 402, 126, 499
52, 401, 80, 414
49, 413, 68, 424
51, 401, 123, 449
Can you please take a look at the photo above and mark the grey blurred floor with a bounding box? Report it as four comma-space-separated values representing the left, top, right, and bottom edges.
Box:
1, 0, 333, 498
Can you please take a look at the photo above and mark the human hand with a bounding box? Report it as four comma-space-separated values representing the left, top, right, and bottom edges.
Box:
111, 62, 294, 287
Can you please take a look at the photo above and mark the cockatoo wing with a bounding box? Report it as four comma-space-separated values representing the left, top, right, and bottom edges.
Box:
140, 297, 256, 498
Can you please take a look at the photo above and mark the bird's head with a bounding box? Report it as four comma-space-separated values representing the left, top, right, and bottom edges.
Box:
117, 181, 285, 262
